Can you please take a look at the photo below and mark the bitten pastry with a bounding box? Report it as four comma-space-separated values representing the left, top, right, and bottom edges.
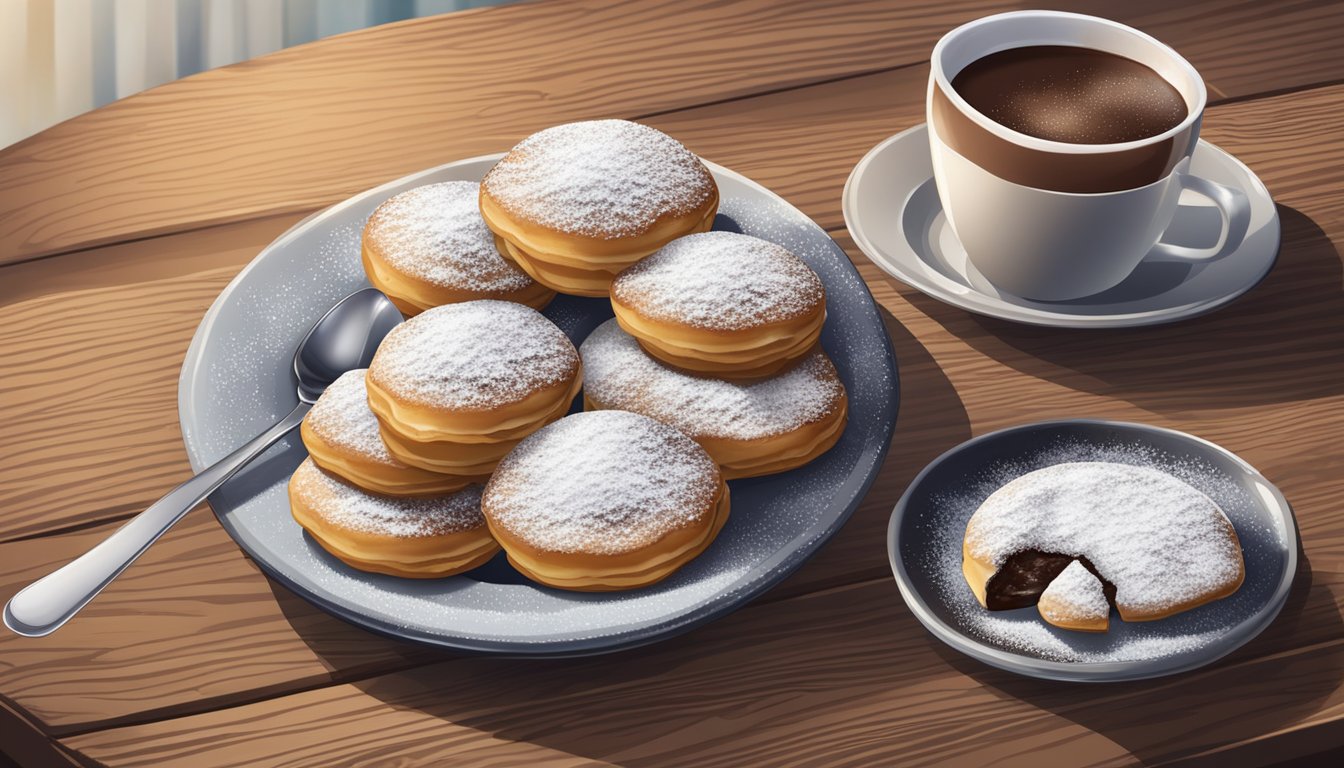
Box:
481, 410, 729, 591
301, 369, 469, 496
288, 458, 498, 578
365, 300, 581, 478
962, 462, 1245, 629
479, 119, 719, 297
362, 181, 554, 315
580, 318, 847, 478
609, 231, 826, 379
1036, 560, 1111, 633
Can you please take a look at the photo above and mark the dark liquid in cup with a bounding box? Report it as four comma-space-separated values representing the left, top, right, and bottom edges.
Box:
951, 46, 1188, 144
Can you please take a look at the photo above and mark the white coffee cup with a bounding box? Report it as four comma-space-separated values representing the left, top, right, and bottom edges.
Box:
927, 11, 1250, 301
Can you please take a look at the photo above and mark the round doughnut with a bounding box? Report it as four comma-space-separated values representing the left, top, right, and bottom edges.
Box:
480, 119, 719, 297
962, 462, 1245, 626
362, 181, 554, 315
301, 369, 469, 496
609, 232, 826, 379
366, 300, 581, 477
288, 458, 498, 578
580, 319, 847, 478
482, 411, 729, 591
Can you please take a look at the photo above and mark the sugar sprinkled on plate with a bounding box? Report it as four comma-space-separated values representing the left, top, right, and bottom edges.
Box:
923, 441, 1259, 663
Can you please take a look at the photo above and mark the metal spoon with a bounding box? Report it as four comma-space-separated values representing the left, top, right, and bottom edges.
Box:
4, 287, 402, 637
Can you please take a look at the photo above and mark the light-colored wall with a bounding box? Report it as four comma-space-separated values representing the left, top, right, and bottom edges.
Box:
1, 0, 508, 150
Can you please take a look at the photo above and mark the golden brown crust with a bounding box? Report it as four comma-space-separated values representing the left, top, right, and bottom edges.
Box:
610, 282, 825, 380
962, 484, 1247, 626
481, 186, 718, 297
1037, 596, 1110, 633
486, 481, 730, 591
1118, 561, 1245, 622
373, 374, 581, 477
301, 418, 471, 497
359, 181, 555, 315
582, 390, 847, 480
962, 535, 1246, 623
362, 240, 554, 316
367, 368, 581, 442
288, 459, 499, 579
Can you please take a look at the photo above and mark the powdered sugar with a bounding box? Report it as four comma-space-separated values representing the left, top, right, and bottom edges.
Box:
304, 369, 397, 463
580, 318, 843, 440
483, 411, 719, 555
917, 440, 1269, 664
482, 120, 715, 239
292, 459, 484, 538
368, 300, 578, 410
965, 462, 1242, 617
1038, 560, 1109, 623
364, 181, 535, 292
611, 232, 824, 330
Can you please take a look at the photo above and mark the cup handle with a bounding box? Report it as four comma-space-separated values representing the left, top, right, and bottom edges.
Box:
1146, 173, 1251, 263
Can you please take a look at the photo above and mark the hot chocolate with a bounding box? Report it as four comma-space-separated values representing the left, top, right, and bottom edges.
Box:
951, 45, 1188, 144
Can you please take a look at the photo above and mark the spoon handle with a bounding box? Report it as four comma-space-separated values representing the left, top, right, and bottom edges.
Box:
4, 401, 312, 637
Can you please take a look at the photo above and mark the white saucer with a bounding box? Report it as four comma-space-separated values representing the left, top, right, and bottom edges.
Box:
843, 124, 1280, 328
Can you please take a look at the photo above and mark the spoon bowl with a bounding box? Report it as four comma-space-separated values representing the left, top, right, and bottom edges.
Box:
294, 287, 403, 402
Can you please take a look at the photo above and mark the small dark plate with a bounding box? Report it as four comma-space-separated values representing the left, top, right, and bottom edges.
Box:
888, 419, 1296, 682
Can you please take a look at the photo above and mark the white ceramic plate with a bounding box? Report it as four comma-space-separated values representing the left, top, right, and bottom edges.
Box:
888, 420, 1296, 682
844, 124, 1280, 328
178, 155, 899, 654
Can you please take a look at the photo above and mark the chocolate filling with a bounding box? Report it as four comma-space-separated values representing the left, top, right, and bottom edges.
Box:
984, 550, 1118, 611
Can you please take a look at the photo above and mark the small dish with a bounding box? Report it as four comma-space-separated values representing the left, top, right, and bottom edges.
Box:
844, 124, 1280, 328
887, 419, 1296, 682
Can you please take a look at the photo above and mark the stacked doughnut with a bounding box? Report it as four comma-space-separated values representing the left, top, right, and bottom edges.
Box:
290, 300, 580, 579
482, 411, 729, 591
480, 120, 719, 297
362, 180, 553, 316
290, 368, 499, 578
582, 231, 847, 478
365, 301, 581, 480
581, 319, 846, 479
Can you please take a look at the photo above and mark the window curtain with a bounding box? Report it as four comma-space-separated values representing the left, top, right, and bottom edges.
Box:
1, 0, 503, 150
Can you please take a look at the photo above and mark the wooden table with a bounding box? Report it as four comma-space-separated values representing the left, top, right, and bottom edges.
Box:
2, 1, 1342, 765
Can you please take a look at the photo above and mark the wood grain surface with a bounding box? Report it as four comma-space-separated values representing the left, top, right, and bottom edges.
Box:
2, 0, 1343, 766
5, 69, 1342, 545
1, 0, 1342, 266
57, 575, 1344, 767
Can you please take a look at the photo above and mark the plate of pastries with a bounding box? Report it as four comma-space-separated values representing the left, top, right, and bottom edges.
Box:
888, 420, 1296, 682
179, 119, 899, 653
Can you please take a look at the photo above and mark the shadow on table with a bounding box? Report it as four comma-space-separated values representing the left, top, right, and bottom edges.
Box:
760, 304, 971, 599
337, 584, 954, 764
931, 534, 1344, 765
901, 206, 1344, 414
321, 552, 1337, 766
